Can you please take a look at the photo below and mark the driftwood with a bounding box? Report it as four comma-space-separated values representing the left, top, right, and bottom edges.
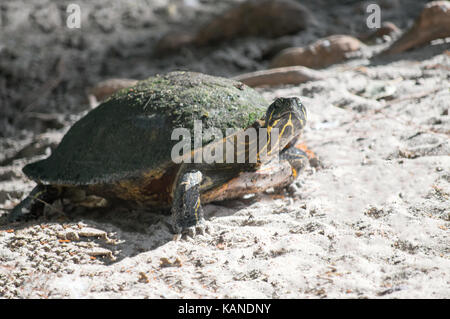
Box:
270, 35, 364, 69
234, 66, 325, 87
383, 1, 450, 55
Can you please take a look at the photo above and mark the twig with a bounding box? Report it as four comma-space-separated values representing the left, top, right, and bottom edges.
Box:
233, 66, 325, 87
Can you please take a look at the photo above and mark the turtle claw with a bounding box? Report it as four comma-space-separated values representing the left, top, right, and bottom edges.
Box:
184, 226, 198, 238
181, 220, 212, 239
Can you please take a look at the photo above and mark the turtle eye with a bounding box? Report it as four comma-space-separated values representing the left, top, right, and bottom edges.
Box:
288, 97, 306, 122
276, 98, 285, 107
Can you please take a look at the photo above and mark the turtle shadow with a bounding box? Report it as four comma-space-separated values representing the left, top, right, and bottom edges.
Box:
204, 196, 261, 219
83, 197, 260, 264
0, 197, 257, 265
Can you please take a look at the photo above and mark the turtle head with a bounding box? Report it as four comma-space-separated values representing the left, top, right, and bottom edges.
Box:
264, 97, 307, 153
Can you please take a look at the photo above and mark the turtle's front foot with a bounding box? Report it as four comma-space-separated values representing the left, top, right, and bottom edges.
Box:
280, 146, 308, 178
171, 170, 207, 237
175, 220, 213, 241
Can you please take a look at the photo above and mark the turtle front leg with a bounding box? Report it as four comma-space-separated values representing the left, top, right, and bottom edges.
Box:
280, 146, 309, 179
8, 184, 61, 222
171, 170, 206, 236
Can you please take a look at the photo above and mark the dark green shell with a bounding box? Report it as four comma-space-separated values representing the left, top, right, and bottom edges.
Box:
24, 71, 269, 185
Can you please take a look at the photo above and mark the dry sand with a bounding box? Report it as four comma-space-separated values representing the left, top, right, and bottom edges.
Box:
0, 0, 449, 298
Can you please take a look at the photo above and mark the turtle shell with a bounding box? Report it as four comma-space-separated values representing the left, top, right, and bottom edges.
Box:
23, 71, 269, 186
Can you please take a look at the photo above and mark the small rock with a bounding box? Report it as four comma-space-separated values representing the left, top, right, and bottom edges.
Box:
270, 35, 365, 69
78, 227, 111, 242
364, 206, 389, 219
59, 231, 80, 241
308, 157, 322, 169
87, 248, 115, 261
159, 257, 182, 268
138, 272, 150, 283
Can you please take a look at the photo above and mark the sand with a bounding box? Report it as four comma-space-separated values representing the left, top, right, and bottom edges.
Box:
0, 0, 449, 298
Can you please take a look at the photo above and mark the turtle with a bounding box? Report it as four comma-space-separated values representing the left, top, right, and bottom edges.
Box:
8, 71, 308, 235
